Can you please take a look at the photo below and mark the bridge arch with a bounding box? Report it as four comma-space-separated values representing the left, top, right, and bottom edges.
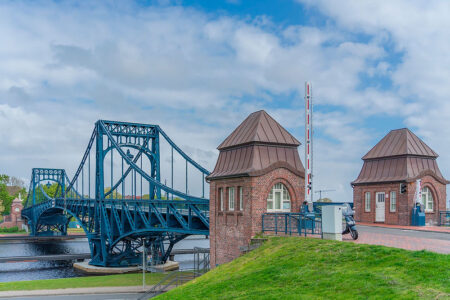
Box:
37, 205, 90, 237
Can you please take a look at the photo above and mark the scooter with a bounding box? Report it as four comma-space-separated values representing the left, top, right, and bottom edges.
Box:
342, 204, 358, 240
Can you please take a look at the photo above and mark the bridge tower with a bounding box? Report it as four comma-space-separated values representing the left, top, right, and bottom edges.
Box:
207, 110, 305, 267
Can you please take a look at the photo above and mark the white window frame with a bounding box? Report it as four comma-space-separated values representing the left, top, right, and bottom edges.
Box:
219, 188, 223, 211
267, 183, 291, 212
365, 192, 371, 212
422, 187, 434, 212
239, 187, 243, 211
390, 191, 396, 212
228, 187, 235, 211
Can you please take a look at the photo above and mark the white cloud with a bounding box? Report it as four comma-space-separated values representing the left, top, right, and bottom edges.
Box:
1, 1, 448, 202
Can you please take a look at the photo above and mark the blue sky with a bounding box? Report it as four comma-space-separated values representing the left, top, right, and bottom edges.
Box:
0, 0, 449, 203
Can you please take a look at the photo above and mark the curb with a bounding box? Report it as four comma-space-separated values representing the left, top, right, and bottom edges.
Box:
0, 285, 175, 298
358, 224, 450, 234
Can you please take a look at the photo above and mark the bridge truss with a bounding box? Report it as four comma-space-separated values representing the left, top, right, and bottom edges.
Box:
22, 120, 210, 267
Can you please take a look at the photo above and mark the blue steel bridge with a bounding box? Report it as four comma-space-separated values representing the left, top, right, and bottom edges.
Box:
21, 120, 210, 267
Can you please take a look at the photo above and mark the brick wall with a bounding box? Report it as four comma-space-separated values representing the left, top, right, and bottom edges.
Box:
209, 168, 304, 267
421, 175, 447, 225
353, 175, 446, 226
0, 203, 24, 229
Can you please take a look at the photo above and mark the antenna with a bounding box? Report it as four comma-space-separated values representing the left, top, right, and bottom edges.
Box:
305, 82, 313, 207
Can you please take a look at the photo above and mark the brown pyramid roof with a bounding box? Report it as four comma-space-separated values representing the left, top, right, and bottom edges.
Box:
217, 110, 300, 150
362, 128, 438, 160
353, 128, 448, 185
207, 110, 304, 180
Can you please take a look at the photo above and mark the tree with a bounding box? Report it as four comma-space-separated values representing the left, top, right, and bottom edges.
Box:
8, 176, 25, 188
0, 175, 9, 185
317, 197, 332, 203
104, 187, 122, 199
0, 180, 12, 215
0, 174, 28, 214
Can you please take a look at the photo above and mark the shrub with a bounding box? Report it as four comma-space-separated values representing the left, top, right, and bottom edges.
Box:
0, 226, 25, 233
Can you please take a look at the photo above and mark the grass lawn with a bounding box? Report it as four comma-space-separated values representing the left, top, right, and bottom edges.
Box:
0, 232, 27, 235
67, 228, 86, 234
157, 237, 450, 300
0, 273, 166, 291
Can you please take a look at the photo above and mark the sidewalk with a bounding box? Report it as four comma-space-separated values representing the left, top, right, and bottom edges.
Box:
0, 285, 174, 298
358, 222, 450, 234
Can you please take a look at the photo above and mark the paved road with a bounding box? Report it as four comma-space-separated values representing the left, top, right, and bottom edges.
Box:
4, 293, 145, 300
357, 225, 450, 240
346, 225, 450, 254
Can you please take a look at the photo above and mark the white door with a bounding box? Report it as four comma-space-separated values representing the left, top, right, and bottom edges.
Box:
376, 192, 385, 222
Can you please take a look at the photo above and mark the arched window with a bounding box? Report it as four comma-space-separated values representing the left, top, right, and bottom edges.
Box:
421, 187, 434, 212
267, 183, 291, 212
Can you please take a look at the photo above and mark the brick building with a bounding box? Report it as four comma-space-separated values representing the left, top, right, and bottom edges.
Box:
206, 110, 305, 267
352, 128, 448, 225
0, 196, 25, 229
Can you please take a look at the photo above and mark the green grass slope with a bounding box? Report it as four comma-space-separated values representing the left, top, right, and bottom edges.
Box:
158, 237, 450, 299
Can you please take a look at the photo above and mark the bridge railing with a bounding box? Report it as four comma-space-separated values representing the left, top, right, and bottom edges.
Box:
262, 212, 322, 237
438, 211, 450, 226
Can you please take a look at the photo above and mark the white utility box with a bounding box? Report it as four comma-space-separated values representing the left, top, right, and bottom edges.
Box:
322, 205, 343, 241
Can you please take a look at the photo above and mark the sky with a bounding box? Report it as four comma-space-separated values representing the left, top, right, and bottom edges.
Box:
0, 0, 449, 203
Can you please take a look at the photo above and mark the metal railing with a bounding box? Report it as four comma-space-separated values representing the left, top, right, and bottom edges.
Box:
138, 269, 207, 299
139, 247, 210, 299
262, 212, 322, 237
438, 211, 450, 226
194, 246, 210, 274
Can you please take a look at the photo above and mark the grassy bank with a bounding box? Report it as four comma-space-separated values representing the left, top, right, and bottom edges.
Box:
0, 273, 166, 291
0, 226, 26, 234
67, 228, 86, 234
157, 237, 450, 299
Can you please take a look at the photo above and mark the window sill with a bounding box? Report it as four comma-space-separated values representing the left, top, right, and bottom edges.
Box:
225, 211, 243, 216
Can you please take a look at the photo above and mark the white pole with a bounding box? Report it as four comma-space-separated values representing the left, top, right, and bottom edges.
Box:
142, 238, 146, 290
305, 82, 313, 209
415, 179, 422, 205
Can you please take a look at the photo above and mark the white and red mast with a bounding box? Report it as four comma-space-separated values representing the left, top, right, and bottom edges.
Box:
305, 82, 313, 208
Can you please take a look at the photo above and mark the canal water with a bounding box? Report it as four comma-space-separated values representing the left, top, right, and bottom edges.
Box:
0, 236, 209, 282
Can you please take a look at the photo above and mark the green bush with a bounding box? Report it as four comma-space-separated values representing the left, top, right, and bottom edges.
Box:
0, 226, 25, 233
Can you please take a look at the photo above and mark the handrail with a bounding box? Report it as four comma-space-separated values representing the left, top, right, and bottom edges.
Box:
438, 211, 450, 226
262, 212, 322, 237
138, 270, 202, 300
